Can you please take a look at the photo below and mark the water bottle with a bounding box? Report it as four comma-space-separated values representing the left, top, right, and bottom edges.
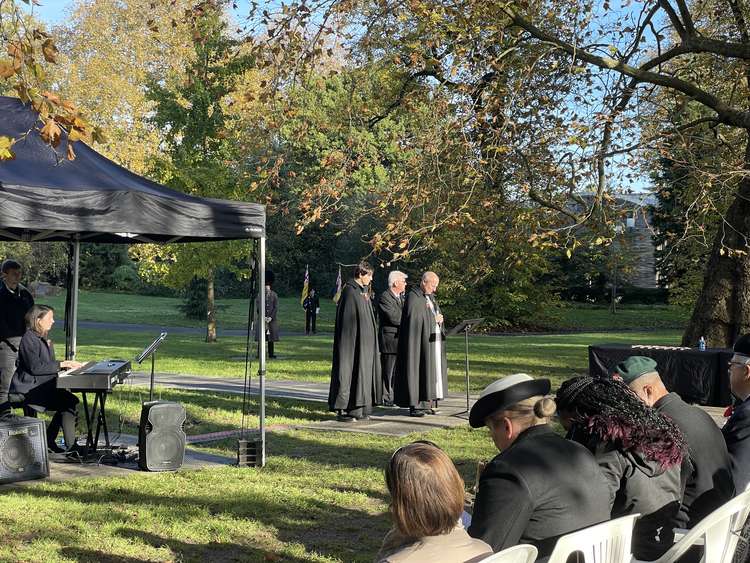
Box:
698, 336, 706, 351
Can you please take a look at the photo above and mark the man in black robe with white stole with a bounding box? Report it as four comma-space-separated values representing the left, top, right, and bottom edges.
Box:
328, 262, 381, 422
395, 271, 448, 417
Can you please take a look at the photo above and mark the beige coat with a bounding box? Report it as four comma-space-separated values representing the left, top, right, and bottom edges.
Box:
375, 524, 492, 563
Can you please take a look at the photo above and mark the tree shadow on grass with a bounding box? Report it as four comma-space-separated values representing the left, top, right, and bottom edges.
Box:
57, 548, 150, 563
114, 529, 310, 563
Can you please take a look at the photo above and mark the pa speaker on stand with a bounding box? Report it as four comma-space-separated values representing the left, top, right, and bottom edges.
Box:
0, 416, 49, 484
138, 401, 186, 472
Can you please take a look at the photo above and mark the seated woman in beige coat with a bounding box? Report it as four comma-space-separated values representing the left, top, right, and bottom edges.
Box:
375, 441, 492, 563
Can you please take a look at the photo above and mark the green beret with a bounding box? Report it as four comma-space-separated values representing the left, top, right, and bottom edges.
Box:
613, 356, 659, 384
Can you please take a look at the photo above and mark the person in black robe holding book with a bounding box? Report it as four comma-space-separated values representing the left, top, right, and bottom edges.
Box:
328, 262, 380, 422
394, 271, 447, 417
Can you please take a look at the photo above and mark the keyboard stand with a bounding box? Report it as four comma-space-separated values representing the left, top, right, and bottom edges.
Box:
79, 391, 111, 452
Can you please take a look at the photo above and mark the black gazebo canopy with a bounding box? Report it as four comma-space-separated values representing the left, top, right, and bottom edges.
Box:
0, 96, 264, 243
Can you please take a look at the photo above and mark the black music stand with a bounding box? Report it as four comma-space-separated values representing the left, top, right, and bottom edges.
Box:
136, 332, 168, 402
447, 318, 484, 418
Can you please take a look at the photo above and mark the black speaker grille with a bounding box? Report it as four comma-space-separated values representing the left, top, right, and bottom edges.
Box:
0, 417, 49, 484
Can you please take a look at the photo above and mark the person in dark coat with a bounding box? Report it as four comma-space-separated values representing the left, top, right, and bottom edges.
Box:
378, 271, 407, 407
328, 262, 380, 422
557, 375, 688, 561
303, 288, 320, 335
723, 334, 750, 493
10, 305, 83, 453
255, 273, 280, 358
0, 259, 34, 412
394, 271, 447, 417
467, 374, 610, 558
620, 355, 734, 527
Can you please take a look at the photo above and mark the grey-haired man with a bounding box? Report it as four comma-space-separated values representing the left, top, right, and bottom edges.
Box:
378, 271, 407, 406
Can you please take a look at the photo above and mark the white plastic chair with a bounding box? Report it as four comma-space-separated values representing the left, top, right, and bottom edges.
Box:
646, 487, 750, 563
546, 514, 640, 563
477, 544, 538, 563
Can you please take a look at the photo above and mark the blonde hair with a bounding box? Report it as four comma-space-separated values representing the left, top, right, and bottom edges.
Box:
385, 442, 464, 538
486, 395, 556, 433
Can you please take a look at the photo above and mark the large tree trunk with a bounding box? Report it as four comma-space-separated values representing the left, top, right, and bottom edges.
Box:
206, 270, 217, 343
682, 133, 750, 348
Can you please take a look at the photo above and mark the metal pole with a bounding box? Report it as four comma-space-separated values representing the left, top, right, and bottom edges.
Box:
69, 239, 80, 360
464, 327, 470, 411
258, 237, 266, 467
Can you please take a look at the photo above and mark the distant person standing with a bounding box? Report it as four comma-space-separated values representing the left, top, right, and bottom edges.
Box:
378, 271, 407, 407
0, 259, 34, 411
328, 262, 380, 422
255, 272, 279, 359
303, 288, 320, 335
395, 271, 447, 417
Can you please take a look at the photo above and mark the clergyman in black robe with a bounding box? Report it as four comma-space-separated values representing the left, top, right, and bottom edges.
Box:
328, 262, 381, 422
394, 271, 448, 416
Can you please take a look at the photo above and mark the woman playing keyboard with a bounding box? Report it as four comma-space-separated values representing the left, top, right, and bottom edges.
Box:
10, 304, 84, 454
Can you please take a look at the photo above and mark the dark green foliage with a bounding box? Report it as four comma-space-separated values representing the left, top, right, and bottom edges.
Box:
180, 277, 208, 320
651, 154, 715, 306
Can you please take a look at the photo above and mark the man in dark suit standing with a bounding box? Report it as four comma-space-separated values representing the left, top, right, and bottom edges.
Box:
0, 259, 34, 414
723, 334, 750, 492
378, 271, 407, 407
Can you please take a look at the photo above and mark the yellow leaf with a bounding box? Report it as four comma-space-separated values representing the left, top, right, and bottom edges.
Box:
566, 248, 572, 259
0, 136, 15, 160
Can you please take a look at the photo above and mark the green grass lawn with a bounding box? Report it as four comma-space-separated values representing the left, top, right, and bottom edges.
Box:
3, 390, 497, 563
546, 303, 690, 331
41, 290, 691, 334
50, 327, 683, 393
43, 291, 337, 333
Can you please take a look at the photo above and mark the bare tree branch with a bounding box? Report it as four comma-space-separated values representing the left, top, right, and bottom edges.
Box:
673, 0, 696, 35
505, 8, 750, 129
658, 0, 687, 38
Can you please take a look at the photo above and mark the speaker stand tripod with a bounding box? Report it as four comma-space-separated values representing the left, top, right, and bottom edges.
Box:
447, 318, 484, 419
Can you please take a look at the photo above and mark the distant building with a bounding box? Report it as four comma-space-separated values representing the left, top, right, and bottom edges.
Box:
578, 192, 659, 289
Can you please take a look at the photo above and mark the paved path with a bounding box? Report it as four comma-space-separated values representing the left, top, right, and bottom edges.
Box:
128, 371, 476, 436
76, 320, 314, 337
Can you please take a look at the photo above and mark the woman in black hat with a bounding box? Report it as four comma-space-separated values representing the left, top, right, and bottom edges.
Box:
556, 375, 687, 561
467, 373, 610, 558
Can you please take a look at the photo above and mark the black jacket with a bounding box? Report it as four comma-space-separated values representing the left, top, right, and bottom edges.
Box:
10, 329, 60, 395
596, 446, 684, 560
655, 392, 734, 527
0, 283, 33, 341
377, 289, 403, 354
723, 397, 750, 493
468, 425, 610, 558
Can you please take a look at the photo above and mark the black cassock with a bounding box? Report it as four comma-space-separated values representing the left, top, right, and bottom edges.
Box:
394, 286, 448, 407
328, 280, 381, 411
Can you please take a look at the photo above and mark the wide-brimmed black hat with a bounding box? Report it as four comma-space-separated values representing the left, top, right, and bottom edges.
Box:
469, 373, 551, 428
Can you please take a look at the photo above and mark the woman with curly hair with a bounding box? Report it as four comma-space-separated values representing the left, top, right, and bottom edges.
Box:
556, 375, 688, 561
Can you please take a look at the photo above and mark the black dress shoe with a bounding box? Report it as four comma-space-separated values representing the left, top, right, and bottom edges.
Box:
426, 408, 439, 415
47, 443, 66, 454
336, 414, 356, 423
409, 409, 425, 418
